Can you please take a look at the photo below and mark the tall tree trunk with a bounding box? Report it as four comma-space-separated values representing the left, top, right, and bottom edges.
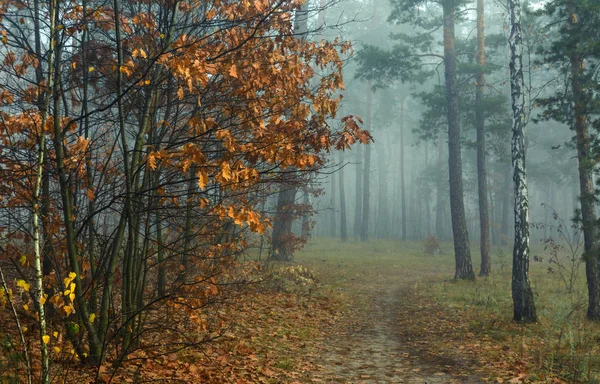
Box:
330, 175, 336, 237
353, 145, 363, 238
435, 142, 445, 239
360, 86, 373, 242
400, 96, 407, 241
339, 156, 348, 242
443, 0, 475, 280
508, 0, 536, 322
377, 136, 389, 238
501, 163, 511, 245
476, 0, 491, 276
302, 185, 312, 239
567, 0, 600, 320
489, 188, 497, 245
424, 143, 432, 235
270, 1, 309, 257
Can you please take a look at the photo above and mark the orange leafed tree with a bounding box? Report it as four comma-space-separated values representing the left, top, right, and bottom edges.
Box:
0, 0, 369, 378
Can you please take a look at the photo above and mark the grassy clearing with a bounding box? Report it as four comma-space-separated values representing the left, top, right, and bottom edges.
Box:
295, 237, 600, 383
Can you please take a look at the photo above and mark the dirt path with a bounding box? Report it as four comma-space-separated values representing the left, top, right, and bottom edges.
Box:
307, 266, 486, 383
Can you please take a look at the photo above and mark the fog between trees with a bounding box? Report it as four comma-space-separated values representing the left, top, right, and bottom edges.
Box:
1, 0, 599, 380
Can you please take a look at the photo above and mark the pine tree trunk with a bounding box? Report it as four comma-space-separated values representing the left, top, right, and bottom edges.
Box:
377, 137, 389, 238
339, 157, 348, 242
442, 0, 475, 280
476, 0, 491, 276
435, 143, 445, 239
400, 96, 407, 241
354, 144, 363, 238
501, 163, 511, 246
424, 144, 432, 236
360, 86, 373, 242
508, 0, 536, 323
330, 175, 336, 237
567, 0, 600, 321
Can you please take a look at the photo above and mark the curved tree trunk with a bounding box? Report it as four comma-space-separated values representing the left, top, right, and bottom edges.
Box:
442, 0, 475, 280
508, 0, 536, 323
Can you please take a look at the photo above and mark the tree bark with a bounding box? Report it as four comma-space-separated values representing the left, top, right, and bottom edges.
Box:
476, 0, 491, 276
567, 0, 600, 320
442, 0, 475, 280
271, 185, 298, 261
270, 1, 309, 257
400, 96, 407, 241
376, 135, 389, 238
360, 86, 373, 242
508, 0, 537, 323
339, 156, 348, 242
435, 142, 445, 239
353, 145, 363, 238
501, 163, 511, 245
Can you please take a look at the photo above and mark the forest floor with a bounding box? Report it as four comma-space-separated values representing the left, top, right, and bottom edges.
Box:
4, 239, 597, 383
304, 255, 485, 383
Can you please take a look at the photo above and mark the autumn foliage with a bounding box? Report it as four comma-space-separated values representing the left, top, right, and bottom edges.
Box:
0, 0, 368, 380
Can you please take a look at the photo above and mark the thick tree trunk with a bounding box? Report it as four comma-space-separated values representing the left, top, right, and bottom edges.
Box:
442, 1, 475, 280
567, 0, 600, 321
476, 0, 491, 276
508, 0, 537, 323
360, 86, 373, 242
270, 1, 308, 257
400, 96, 407, 241
271, 185, 298, 261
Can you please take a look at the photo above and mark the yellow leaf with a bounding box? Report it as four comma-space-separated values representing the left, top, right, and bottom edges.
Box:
40, 296, 46, 305
69, 293, 75, 302
88, 66, 94, 72
197, 170, 208, 191
64, 305, 74, 316
89, 313, 96, 323
23, 304, 28, 311
177, 87, 184, 100
19, 255, 27, 266
42, 335, 50, 344
16, 279, 30, 292
53, 346, 61, 354
220, 162, 232, 181
53, 331, 58, 338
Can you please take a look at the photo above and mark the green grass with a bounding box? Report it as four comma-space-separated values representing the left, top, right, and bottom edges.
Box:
294, 237, 600, 383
